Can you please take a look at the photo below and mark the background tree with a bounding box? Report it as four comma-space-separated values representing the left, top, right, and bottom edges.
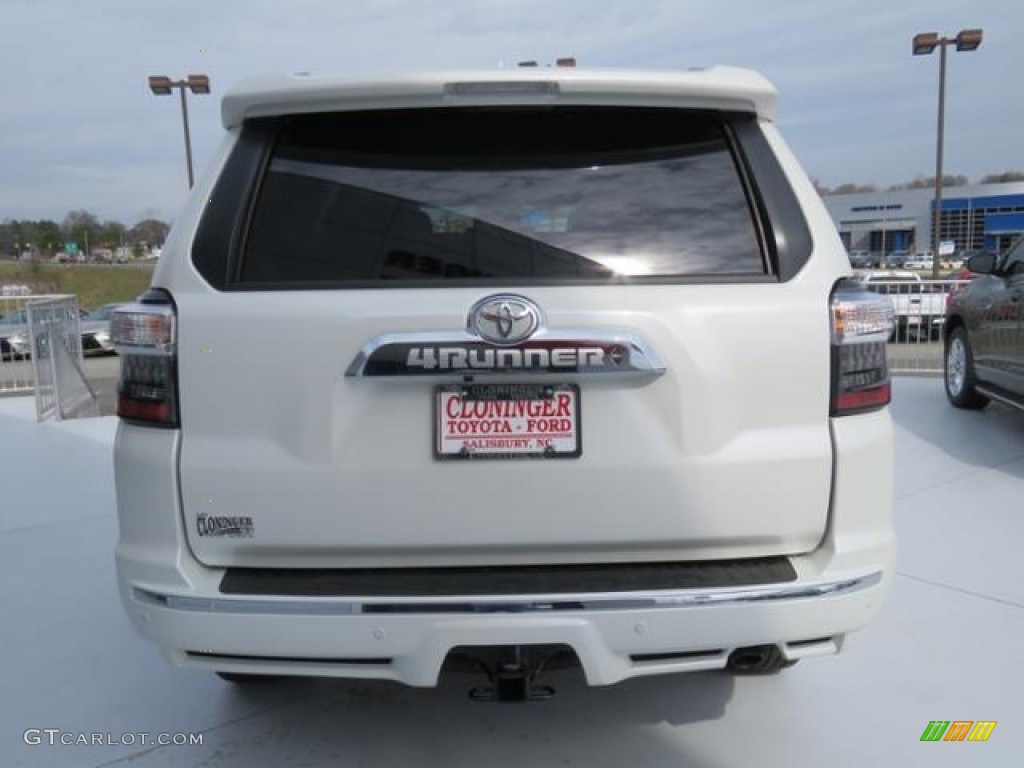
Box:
34, 220, 62, 255
810, 177, 831, 196
98, 220, 127, 249
888, 175, 968, 191
980, 171, 1024, 184
13, 220, 37, 255
0, 219, 25, 256
129, 218, 170, 249
830, 183, 878, 195
61, 210, 101, 255
1, 213, 172, 260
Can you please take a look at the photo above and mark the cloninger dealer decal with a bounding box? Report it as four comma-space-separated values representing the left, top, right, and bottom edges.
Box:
196, 513, 254, 538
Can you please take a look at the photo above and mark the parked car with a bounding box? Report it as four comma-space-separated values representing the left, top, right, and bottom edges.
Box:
0, 307, 88, 322
0, 306, 114, 359
85, 303, 128, 322
111, 66, 896, 697
902, 252, 934, 270
79, 319, 116, 356
944, 244, 1024, 411
850, 270, 946, 340
0, 308, 37, 360
0, 312, 25, 361
848, 250, 872, 268
80, 303, 127, 356
951, 267, 980, 283
881, 250, 912, 268
948, 250, 992, 271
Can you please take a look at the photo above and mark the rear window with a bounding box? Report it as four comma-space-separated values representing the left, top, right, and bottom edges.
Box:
239, 107, 768, 285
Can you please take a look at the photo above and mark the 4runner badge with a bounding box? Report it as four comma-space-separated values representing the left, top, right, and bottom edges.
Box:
346, 294, 665, 379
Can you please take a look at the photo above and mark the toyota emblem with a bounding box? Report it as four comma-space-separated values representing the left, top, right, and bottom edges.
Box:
468, 295, 542, 345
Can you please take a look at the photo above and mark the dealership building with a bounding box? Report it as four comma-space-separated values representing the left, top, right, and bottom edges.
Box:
822, 181, 1024, 255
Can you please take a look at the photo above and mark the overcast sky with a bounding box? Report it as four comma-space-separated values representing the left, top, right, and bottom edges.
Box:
2, 0, 1020, 226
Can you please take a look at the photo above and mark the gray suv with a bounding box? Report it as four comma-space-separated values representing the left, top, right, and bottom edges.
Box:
944, 242, 1024, 410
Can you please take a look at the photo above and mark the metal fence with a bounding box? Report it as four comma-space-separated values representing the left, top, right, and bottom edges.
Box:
857, 276, 970, 376
1, 294, 99, 420
1, 294, 54, 395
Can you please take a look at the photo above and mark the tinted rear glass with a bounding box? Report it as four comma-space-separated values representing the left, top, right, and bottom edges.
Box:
240, 107, 767, 285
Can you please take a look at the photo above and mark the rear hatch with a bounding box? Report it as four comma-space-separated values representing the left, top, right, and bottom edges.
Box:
173, 101, 834, 568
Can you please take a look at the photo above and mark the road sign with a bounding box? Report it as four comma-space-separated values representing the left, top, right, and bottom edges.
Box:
65, 242, 79, 256
939, 240, 956, 256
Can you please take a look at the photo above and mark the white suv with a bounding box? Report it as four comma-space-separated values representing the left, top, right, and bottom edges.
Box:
112, 67, 895, 699
902, 252, 935, 270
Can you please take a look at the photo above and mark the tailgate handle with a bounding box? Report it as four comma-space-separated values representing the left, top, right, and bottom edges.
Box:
346, 330, 665, 381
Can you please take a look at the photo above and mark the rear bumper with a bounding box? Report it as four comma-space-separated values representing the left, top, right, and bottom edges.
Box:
122, 570, 886, 686
114, 408, 894, 687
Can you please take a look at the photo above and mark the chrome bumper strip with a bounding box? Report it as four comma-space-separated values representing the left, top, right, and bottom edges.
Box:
134, 571, 883, 617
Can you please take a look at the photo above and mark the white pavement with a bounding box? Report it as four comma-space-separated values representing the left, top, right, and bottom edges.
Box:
1, 378, 1022, 767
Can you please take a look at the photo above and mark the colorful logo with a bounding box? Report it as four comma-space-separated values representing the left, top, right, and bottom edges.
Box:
920, 721, 996, 742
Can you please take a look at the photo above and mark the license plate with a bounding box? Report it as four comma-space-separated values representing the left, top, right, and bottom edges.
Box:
435, 383, 581, 460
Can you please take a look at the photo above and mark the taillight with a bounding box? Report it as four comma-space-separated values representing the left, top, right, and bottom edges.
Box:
111, 289, 179, 428
830, 280, 894, 416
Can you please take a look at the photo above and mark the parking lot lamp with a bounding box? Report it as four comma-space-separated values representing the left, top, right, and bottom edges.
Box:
912, 29, 982, 278
148, 75, 211, 189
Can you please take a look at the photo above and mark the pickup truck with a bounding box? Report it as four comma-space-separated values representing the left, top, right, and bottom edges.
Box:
852, 271, 946, 340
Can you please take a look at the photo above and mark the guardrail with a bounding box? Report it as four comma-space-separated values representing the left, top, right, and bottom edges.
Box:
1, 294, 99, 419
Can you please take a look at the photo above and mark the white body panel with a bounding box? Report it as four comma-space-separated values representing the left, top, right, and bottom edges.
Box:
115, 69, 894, 686
221, 67, 778, 128
172, 280, 836, 566
114, 409, 893, 686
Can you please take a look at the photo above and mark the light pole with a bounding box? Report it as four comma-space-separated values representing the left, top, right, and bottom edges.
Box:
912, 29, 982, 278
148, 74, 211, 188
